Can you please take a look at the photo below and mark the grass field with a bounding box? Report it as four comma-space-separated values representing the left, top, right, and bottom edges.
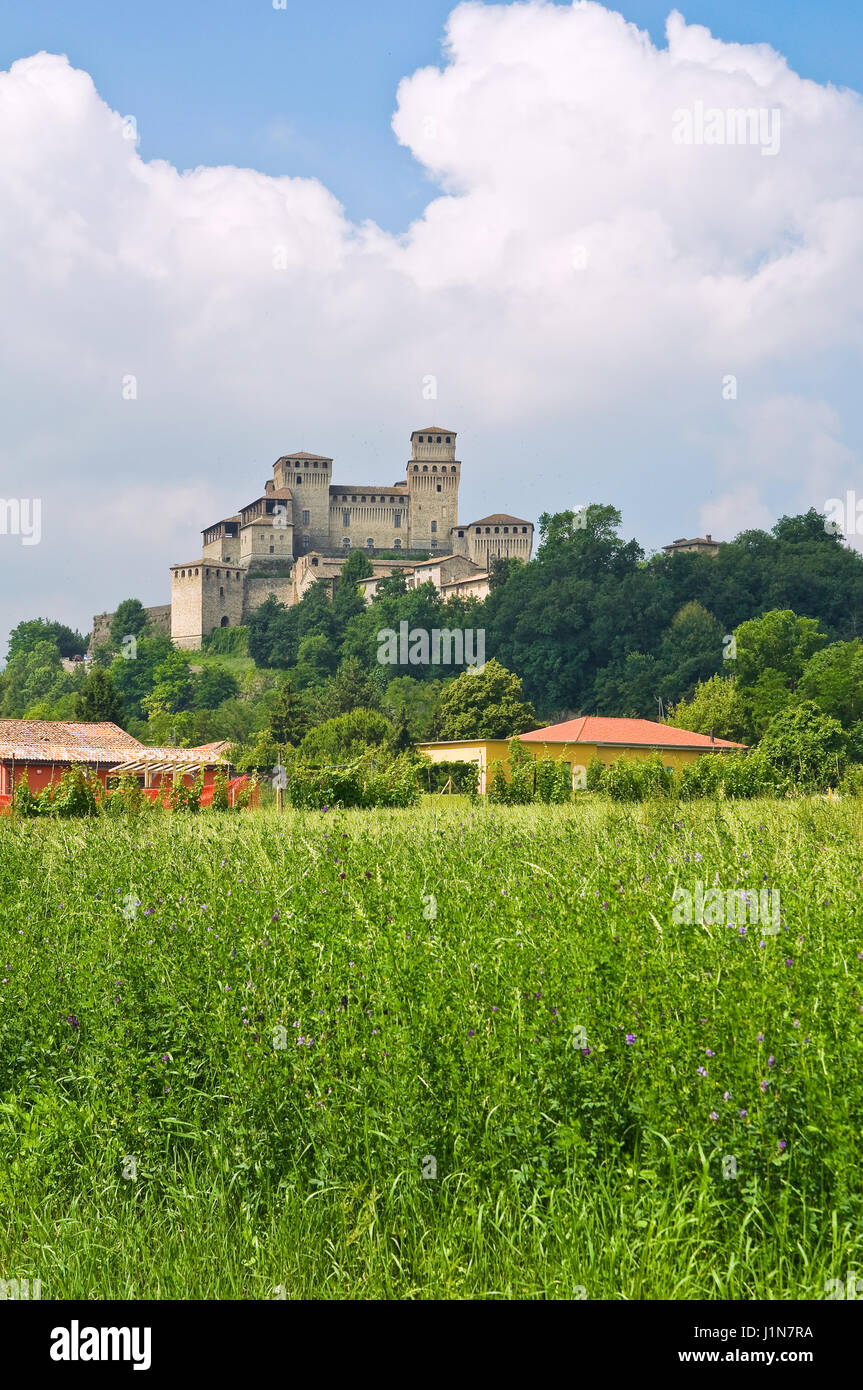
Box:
1, 798, 861, 1299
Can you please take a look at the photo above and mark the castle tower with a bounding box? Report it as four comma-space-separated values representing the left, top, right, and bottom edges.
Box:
272, 451, 332, 555
406, 427, 460, 552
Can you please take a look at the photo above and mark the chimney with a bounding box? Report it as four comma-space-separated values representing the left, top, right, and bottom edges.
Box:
705, 533, 712, 542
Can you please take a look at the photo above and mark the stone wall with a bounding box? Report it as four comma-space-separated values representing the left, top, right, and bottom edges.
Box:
89, 603, 172, 653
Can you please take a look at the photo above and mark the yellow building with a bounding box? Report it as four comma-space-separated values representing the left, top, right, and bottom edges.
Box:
419, 716, 745, 795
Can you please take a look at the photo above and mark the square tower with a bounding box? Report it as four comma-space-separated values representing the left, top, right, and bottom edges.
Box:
406, 427, 460, 552
272, 452, 332, 555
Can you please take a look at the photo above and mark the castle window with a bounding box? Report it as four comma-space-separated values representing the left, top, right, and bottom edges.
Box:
269, 545, 274, 553
485, 527, 491, 534
446, 436, 451, 443
458, 531, 464, 538
394, 513, 401, 528
351, 495, 357, 502
418, 435, 423, 442
220, 616, 229, 627
522, 526, 527, 533
494, 527, 499, 534
393, 539, 402, 550
413, 465, 418, 472
343, 537, 351, 549
431, 520, 437, 532
436, 435, 441, 442
302, 535, 310, 551
220, 587, 224, 597
302, 510, 310, 525
432, 465, 437, 473
343, 510, 350, 527
313, 461, 318, 468
422, 466, 428, 472
206, 569, 210, 576
437, 485, 441, 492
304, 461, 309, 467
503, 527, 509, 534
430, 539, 438, 549
312, 556, 318, 565
451, 466, 456, 472
296, 475, 301, 485
475, 528, 480, 535
361, 495, 366, 502
366, 537, 374, 549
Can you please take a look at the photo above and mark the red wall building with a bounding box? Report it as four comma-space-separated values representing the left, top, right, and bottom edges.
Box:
0, 720, 230, 805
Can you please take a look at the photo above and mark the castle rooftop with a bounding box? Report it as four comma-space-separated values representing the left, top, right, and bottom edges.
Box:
464, 513, 532, 527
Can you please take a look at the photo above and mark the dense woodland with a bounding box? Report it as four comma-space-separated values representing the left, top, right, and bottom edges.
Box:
3, 505, 863, 788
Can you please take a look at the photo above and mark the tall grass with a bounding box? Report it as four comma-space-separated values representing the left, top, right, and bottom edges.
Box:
0, 798, 861, 1298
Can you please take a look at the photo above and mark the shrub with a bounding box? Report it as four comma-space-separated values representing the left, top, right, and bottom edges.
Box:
169, 774, 204, 813
678, 755, 724, 801
506, 740, 536, 805
720, 748, 780, 799
12, 771, 39, 816
211, 769, 230, 811
202, 625, 249, 656
551, 758, 573, 803
422, 760, 479, 796
287, 756, 419, 810
49, 766, 102, 818
586, 757, 606, 793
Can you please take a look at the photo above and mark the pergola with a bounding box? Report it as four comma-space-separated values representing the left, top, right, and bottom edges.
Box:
108, 751, 225, 786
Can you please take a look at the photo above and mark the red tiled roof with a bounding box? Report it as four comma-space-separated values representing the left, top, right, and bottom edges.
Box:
0, 721, 230, 767
0, 720, 143, 764
519, 717, 745, 749
467, 514, 532, 527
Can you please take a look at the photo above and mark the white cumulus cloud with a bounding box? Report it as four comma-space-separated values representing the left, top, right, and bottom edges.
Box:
1, 2, 862, 649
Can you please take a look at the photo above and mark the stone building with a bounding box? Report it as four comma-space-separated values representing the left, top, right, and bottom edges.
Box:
662, 533, 720, 557
95, 428, 533, 650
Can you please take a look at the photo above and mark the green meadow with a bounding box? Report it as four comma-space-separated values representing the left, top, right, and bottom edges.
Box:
0, 798, 861, 1299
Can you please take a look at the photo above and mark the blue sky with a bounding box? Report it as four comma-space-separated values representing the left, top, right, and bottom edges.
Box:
0, 1, 861, 646
1, 0, 860, 231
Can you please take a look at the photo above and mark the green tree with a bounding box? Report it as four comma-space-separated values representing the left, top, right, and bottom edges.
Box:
7, 617, 87, 661
194, 664, 240, 710
759, 701, 847, 790
382, 675, 445, 740
734, 609, 827, 691
267, 676, 309, 748
797, 640, 863, 727
0, 641, 72, 717
75, 668, 126, 725
298, 709, 392, 764
387, 706, 414, 754
332, 549, 374, 629
316, 657, 383, 721
143, 650, 196, 715
436, 659, 536, 740
666, 674, 748, 743
109, 632, 174, 721
109, 599, 150, 650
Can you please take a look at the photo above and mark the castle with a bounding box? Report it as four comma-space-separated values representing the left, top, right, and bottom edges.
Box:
91, 428, 533, 651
